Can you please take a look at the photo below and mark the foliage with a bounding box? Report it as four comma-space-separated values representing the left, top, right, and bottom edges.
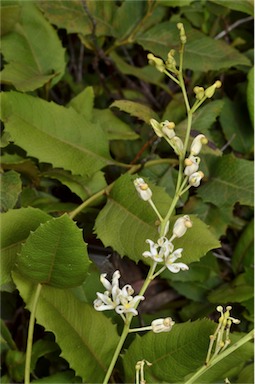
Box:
0, 1, 253, 384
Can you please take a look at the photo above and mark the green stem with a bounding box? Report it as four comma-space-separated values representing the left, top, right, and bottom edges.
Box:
185, 329, 254, 384
24, 283, 42, 384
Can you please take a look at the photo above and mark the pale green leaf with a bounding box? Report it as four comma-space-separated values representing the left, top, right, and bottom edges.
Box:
16, 214, 90, 288
42, 169, 107, 201
210, 0, 254, 16
0, 92, 113, 177
1, 153, 40, 184
0, 2, 66, 91
232, 219, 254, 274
198, 154, 254, 207
68, 86, 95, 121
110, 100, 159, 124
219, 97, 253, 154
12, 272, 119, 383
123, 319, 216, 382
247, 67, 254, 126
236, 363, 254, 384
95, 173, 219, 264
0, 207, 51, 290
136, 21, 251, 71
0, 170, 21, 212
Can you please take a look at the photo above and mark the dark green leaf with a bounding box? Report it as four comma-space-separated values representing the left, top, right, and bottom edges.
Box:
0, 170, 21, 212
210, 0, 254, 15
232, 219, 254, 274
236, 363, 254, 383
112, 1, 146, 40
0, 92, 113, 177
16, 214, 90, 288
198, 154, 254, 207
0, 0, 21, 36
12, 272, 119, 383
247, 67, 254, 126
0, 2, 66, 91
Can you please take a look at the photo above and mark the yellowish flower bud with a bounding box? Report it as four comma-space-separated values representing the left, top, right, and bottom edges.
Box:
193, 86, 205, 100
177, 22, 187, 44
205, 80, 222, 98
147, 53, 165, 72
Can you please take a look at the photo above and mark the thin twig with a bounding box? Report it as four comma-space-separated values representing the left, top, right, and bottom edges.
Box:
214, 16, 253, 40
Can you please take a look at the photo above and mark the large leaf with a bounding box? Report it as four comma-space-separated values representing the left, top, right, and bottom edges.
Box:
12, 272, 119, 383
0, 207, 50, 290
123, 319, 253, 383
95, 173, 219, 263
0, 2, 66, 91
111, 100, 159, 124
0, 92, 113, 177
219, 97, 253, 154
16, 214, 90, 288
0, 0, 21, 36
198, 154, 254, 207
136, 21, 251, 71
210, 0, 254, 16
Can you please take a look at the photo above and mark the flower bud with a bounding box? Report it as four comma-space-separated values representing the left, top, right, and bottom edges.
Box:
177, 23, 186, 44
161, 120, 176, 139
173, 215, 192, 238
204, 80, 222, 98
190, 134, 208, 155
184, 155, 200, 176
189, 171, 204, 187
166, 49, 178, 73
151, 317, 175, 333
170, 136, 184, 156
147, 53, 165, 72
193, 86, 205, 100
134, 178, 152, 201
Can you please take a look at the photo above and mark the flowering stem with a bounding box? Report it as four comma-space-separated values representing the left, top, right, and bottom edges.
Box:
148, 198, 163, 221
184, 329, 254, 384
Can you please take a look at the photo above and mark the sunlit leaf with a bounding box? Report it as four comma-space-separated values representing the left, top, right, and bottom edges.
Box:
0, 92, 113, 177
12, 272, 119, 383
16, 214, 90, 288
111, 100, 159, 124
0, 2, 66, 91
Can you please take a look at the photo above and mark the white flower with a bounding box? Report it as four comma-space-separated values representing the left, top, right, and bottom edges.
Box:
94, 270, 144, 318
184, 155, 200, 176
165, 248, 189, 273
189, 171, 204, 187
172, 215, 192, 239
161, 120, 176, 139
134, 178, 152, 201
143, 237, 174, 262
151, 317, 175, 333
190, 134, 208, 155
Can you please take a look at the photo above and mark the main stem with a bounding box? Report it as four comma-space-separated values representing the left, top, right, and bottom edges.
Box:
24, 283, 42, 384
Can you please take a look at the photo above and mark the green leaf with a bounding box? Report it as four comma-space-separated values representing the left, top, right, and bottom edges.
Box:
0, 170, 22, 212
0, 0, 21, 36
16, 214, 90, 288
12, 272, 119, 383
1, 153, 40, 184
32, 371, 80, 383
0, 92, 113, 177
247, 67, 254, 126
210, 0, 254, 16
0, 319, 17, 350
0, 2, 66, 91
95, 173, 219, 264
219, 97, 253, 154
38, 0, 117, 37
68, 86, 95, 121
42, 169, 107, 202
232, 219, 254, 274
158, 0, 193, 6
198, 154, 254, 207
112, 1, 146, 40
123, 319, 216, 382
0, 207, 50, 290
236, 363, 254, 383
110, 100, 159, 124
136, 21, 251, 71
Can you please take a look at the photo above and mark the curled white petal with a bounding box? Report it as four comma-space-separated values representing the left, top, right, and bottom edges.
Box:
151, 317, 175, 333
190, 134, 208, 155
134, 178, 153, 201
173, 215, 192, 238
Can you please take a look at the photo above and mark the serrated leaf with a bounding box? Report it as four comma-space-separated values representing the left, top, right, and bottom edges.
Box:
0, 92, 113, 177
123, 319, 216, 382
1, 153, 40, 184
136, 21, 251, 71
247, 67, 254, 126
42, 169, 107, 201
0, 170, 21, 212
210, 0, 254, 16
68, 86, 95, 121
95, 173, 219, 264
197, 154, 254, 207
110, 100, 159, 124
12, 272, 119, 383
0, 207, 51, 290
0, 2, 66, 91
219, 97, 253, 154
16, 214, 90, 288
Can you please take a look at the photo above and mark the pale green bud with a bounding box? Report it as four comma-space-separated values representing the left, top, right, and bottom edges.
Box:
204, 80, 222, 98
166, 49, 178, 73
150, 118, 163, 137
193, 86, 205, 100
147, 53, 165, 72
171, 136, 184, 156
177, 23, 187, 44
